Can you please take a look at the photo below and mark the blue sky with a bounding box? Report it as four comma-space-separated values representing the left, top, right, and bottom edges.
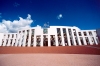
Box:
0, 0, 100, 33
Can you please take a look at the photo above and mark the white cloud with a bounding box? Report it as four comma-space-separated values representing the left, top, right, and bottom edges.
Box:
57, 14, 63, 19
0, 14, 33, 33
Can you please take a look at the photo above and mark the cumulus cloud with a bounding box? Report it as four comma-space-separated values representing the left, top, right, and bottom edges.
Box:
57, 14, 63, 19
0, 14, 33, 33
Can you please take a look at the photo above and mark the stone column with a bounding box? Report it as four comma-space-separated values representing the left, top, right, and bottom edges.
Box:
60, 28, 65, 46
28, 29, 32, 47
15, 33, 18, 47
19, 31, 23, 47
66, 28, 71, 46
41, 35, 43, 47
86, 31, 93, 45
48, 35, 51, 47
92, 31, 98, 45
23, 30, 27, 47
3, 39, 6, 46
81, 31, 87, 45
7, 39, 11, 46
34, 34, 36, 47
71, 28, 76, 46
55, 34, 58, 46
11, 39, 14, 46
75, 30, 82, 46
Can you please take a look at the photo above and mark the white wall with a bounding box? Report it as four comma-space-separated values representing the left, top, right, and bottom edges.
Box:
0, 33, 4, 46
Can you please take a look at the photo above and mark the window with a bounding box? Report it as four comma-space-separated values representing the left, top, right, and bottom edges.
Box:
74, 32, 76, 36
89, 31, 92, 36
27, 30, 29, 35
78, 32, 81, 36
32, 29, 34, 35
8, 34, 10, 38
83, 32, 87, 36
43, 29, 48, 34
10, 39, 13, 45
57, 28, 61, 36
68, 29, 71, 35
63, 28, 66, 33
23, 30, 25, 33
6, 39, 8, 45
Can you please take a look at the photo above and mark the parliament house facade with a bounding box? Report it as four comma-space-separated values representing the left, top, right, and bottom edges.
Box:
0, 26, 99, 47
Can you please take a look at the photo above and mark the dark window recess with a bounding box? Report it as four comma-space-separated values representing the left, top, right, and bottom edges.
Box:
89, 31, 92, 36
23, 30, 25, 33
63, 28, 66, 33
74, 32, 76, 36
68, 29, 72, 35
83, 32, 87, 36
32, 29, 34, 35
2, 40, 4, 45
78, 32, 81, 36
6, 39, 8, 45
10, 39, 13, 45
8, 35, 10, 38
57, 28, 60, 33
27, 30, 29, 35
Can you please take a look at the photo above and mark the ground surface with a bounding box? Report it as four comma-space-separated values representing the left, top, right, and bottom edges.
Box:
0, 54, 100, 66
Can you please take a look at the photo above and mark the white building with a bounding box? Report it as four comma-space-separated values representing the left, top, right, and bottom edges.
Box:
0, 26, 99, 47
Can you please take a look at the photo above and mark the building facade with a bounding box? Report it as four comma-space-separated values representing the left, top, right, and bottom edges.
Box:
0, 26, 99, 47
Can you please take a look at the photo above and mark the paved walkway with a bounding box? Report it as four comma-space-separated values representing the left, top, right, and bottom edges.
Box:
0, 54, 100, 66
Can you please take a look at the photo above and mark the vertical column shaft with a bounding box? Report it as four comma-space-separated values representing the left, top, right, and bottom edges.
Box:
86, 31, 93, 45
66, 28, 71, 46
28, 29, 31, 47
81, 31, 87, 45
92, 31, 98, 45
41, 35, 43, 47
19, 31, 22, 47
55, 34, 58, 46
23, 30, 27, 47
61, 28, 65, 46
76, 31, 82, 45
48, 35, 51, 47
71, 29, 76, 46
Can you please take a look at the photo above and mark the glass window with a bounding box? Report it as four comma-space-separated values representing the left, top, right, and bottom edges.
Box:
63, 28, 66, 33
83, 32, 87, 36
89, 31, 92, 36
68, 29, 71, 35
43, 29, 48, 34
78, 32, 81, 36
32, 29, 34, 35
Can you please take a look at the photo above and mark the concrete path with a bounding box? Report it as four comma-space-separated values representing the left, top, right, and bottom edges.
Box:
0, 54, 100, 66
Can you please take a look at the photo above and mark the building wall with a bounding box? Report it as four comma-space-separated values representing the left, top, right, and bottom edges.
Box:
0, 26, 99, 47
